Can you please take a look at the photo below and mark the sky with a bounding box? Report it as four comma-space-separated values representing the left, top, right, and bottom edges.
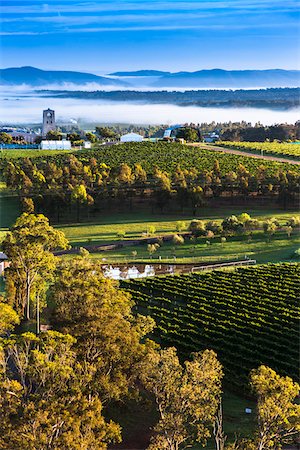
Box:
1, 0, 300, 73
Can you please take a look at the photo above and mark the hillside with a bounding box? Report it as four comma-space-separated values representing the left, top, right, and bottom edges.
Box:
0, 66, 128, 87
152, 69, 300, 88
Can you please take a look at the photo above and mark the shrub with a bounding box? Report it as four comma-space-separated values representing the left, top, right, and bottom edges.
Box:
189, 219, 206, 236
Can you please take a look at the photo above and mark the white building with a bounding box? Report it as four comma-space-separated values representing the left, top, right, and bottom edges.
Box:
0, 252, 9, 276
41, 140, 71, 150
120, 132, 143, 143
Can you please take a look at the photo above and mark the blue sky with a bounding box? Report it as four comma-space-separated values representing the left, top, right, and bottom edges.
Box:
1, 0, 299, 72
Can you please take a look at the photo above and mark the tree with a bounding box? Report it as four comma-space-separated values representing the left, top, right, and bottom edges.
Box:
21, 197, 34, 213
285, 225, 293, 238
95, 127, 117, 140
238, 213, 251, 224
172, 234, 184, 245
71, 184, 94, 222
176, 221, 186, 232
250, 365, 300, 450
176, 127, 200, 142
85, 132, 97, 143
189, 219, 206, 236
0, 331, 121, 449
147, 243, 160, 257
221, 215, 243, 235
286, 216, 300, 228
0, 132, 13, 144
46, 130, 63, 141
263, 218, 278, 240
206, 221, 222, 235
51, 254, 155, 403
140, 347, 223, 450
2, 213, 69, 321
0, 298, 20, 334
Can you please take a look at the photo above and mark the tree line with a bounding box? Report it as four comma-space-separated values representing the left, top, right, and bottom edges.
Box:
0, 213, 299, 449
4, 154, 300, 221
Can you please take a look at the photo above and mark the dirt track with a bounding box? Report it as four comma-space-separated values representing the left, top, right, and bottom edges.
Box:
189, 143, 300, 165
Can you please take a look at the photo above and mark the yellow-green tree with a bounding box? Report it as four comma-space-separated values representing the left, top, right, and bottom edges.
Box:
0, 331, 121, 450
0, 297, 20, 334
2, 213, 69, 321
140, 347, 223, 450
251, 365, 300, 450
51, 253, 155, 403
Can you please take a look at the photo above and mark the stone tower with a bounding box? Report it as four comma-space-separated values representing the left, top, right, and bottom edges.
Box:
42, 108, 56, 137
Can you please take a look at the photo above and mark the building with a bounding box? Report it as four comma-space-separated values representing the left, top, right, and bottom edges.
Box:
163, 124, 184, 139
41, 140, 71, 150
0, 127, 37, 143
203, 132, 220, 143
120, 132, 143, 143
42, 108, 56, 137
0, 252, 9, 276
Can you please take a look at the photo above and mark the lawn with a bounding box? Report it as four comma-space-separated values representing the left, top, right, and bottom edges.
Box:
65, 232, 299, 266
55, 208, 300, 265
56, 208, 299, 247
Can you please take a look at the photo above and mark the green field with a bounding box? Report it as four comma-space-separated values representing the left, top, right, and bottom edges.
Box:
55, 209, 300, 265
121, 264, 299, 389
57, 209, 299, 245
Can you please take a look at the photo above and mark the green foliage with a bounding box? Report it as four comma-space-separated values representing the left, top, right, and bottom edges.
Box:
2, 213, 69, 319
175, 221, 186, 232
0, 330, 121, 449
250, 365, 300, 449
51, 255, 155, 403
0, 132, 13, 144
140, 347, 223, 449
0, 299, 20, 334
188, 219, 206, 235
46, 130, 63, 141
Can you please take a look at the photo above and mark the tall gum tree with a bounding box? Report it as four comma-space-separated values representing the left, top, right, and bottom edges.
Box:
2, 213, 69, 321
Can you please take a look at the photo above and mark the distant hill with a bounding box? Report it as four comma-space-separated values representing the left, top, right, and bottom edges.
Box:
0, 66, 128, 87
109, 70, 170, 77
151, 69, 300, 88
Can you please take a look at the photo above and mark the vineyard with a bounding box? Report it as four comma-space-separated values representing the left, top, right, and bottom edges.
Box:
1, 142, 299, 176
217, 141, 300, 159
121, 263, 299, 389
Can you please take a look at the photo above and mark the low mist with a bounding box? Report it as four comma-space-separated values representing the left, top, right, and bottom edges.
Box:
1, 91, 299, 126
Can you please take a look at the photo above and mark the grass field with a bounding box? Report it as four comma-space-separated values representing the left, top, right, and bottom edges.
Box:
54, 209, 300, 265
56, 209, 299, 246
75, 233, 299, 266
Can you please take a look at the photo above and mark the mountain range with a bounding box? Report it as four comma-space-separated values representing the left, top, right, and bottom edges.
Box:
110, 69, 300, 88
1, 66, 299, 89
0, 66, 128, 87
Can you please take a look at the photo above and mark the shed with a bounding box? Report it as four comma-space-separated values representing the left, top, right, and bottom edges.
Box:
120, 133, 143, 143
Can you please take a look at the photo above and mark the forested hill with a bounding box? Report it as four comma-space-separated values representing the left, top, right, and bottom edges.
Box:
39, 88, 300, 110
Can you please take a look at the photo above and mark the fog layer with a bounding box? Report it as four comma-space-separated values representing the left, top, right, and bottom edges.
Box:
1, 93, 299, 126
